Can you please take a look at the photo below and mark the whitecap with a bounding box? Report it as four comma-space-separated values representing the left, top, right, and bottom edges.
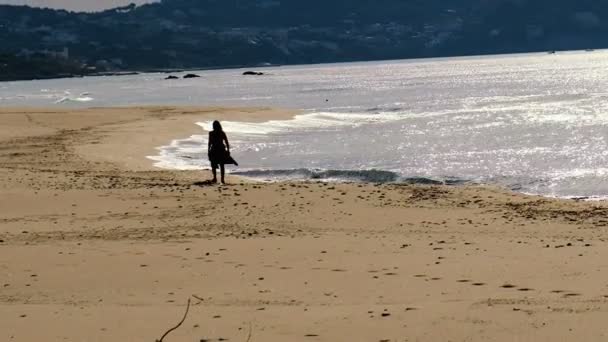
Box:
196, 111, 407, 136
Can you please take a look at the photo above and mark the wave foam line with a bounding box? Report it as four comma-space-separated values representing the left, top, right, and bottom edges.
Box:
55, 91, 94, 104
196, 111, 407, 135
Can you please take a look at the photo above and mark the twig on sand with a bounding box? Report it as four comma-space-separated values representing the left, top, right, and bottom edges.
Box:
246, 322, 253, 342
192, 294, 205, 302
156, 298, 191, 342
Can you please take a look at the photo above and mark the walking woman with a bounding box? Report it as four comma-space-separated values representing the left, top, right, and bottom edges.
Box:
208, 120, 237, 184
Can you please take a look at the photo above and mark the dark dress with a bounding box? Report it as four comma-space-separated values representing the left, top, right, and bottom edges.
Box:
208, 130, 238, 168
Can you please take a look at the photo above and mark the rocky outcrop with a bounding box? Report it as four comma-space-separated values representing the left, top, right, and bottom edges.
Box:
242, 71, 265, 76
183, 73, 201, 79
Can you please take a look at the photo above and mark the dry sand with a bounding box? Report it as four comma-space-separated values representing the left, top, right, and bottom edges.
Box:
2, 106, 608, 342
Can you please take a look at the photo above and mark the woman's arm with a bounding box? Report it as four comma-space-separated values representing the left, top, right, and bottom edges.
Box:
208, 132, 212, 152
223, 132, 230, 152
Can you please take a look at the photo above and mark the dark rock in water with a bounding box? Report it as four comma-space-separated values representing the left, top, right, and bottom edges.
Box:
165, 75, 179, 80
243, 71, 264, 76
183, 73, 201, 78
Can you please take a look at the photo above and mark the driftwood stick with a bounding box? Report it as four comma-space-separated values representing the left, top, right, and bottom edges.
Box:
246, 322, 253, 342
156, 298, 191, 342
192, 294, 205, 302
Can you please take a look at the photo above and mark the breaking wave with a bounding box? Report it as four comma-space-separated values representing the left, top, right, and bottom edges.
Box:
196, 111, 407, 135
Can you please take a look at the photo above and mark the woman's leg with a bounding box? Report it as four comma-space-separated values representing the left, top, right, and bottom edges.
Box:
220, 164, 226, 184
211, 163, 218, 182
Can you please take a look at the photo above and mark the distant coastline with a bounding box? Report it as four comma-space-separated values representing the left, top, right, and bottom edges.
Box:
0, 61, 283, 82
1, 48, 594, 83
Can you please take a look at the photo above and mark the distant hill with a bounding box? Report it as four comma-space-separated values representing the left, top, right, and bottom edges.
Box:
2, 0, 608, 80
0, 52, 89, 81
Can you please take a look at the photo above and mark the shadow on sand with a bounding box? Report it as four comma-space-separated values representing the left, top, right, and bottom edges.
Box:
193, 180, 217, 187
193, 180, 233, 187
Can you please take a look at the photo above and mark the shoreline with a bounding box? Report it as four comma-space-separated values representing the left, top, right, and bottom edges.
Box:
0, 106, 298, 171
2, 48, 601, 84
3, 106, 608, 341
4, 105, 601, 199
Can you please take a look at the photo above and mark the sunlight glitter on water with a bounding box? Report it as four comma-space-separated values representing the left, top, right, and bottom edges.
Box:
3, 50, 608, 198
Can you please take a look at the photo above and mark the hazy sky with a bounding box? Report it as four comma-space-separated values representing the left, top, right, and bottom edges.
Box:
0, 0, 158, 12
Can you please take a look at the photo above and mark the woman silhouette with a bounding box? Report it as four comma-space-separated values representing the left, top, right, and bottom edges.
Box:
208, 120, 237, 184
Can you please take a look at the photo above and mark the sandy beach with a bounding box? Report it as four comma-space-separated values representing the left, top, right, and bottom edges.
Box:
2, 106, 608, 342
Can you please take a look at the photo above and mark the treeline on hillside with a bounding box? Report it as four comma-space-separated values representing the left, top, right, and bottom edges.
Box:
1, 0, 608, 80
0, 53, 89, 81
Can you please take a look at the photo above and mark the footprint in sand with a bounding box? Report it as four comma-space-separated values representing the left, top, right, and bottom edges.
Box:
501, 284, 517, 289
457, 279, 471, 283
472, 282, 486, 286
517, 288, 533, 292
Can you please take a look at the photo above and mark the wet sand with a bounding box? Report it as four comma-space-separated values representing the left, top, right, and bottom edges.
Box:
2, 106, 608, 341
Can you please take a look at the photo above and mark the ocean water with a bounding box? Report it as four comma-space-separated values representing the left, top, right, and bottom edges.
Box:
2, 51, 608, 199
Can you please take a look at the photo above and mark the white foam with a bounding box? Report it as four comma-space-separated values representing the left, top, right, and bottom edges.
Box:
54, 91, 94, 104
196, 111, 406, 136
151, 111, 407, 169
544, 168, 608, 180
147, 153, 205, 170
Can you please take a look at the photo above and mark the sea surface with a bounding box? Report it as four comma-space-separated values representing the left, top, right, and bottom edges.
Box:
2, 51, 608, 199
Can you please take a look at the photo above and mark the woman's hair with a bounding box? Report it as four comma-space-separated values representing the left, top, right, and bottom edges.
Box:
212, 120, 223, 132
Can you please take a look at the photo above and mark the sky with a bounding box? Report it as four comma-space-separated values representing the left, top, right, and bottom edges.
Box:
0, 0, 158, 12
